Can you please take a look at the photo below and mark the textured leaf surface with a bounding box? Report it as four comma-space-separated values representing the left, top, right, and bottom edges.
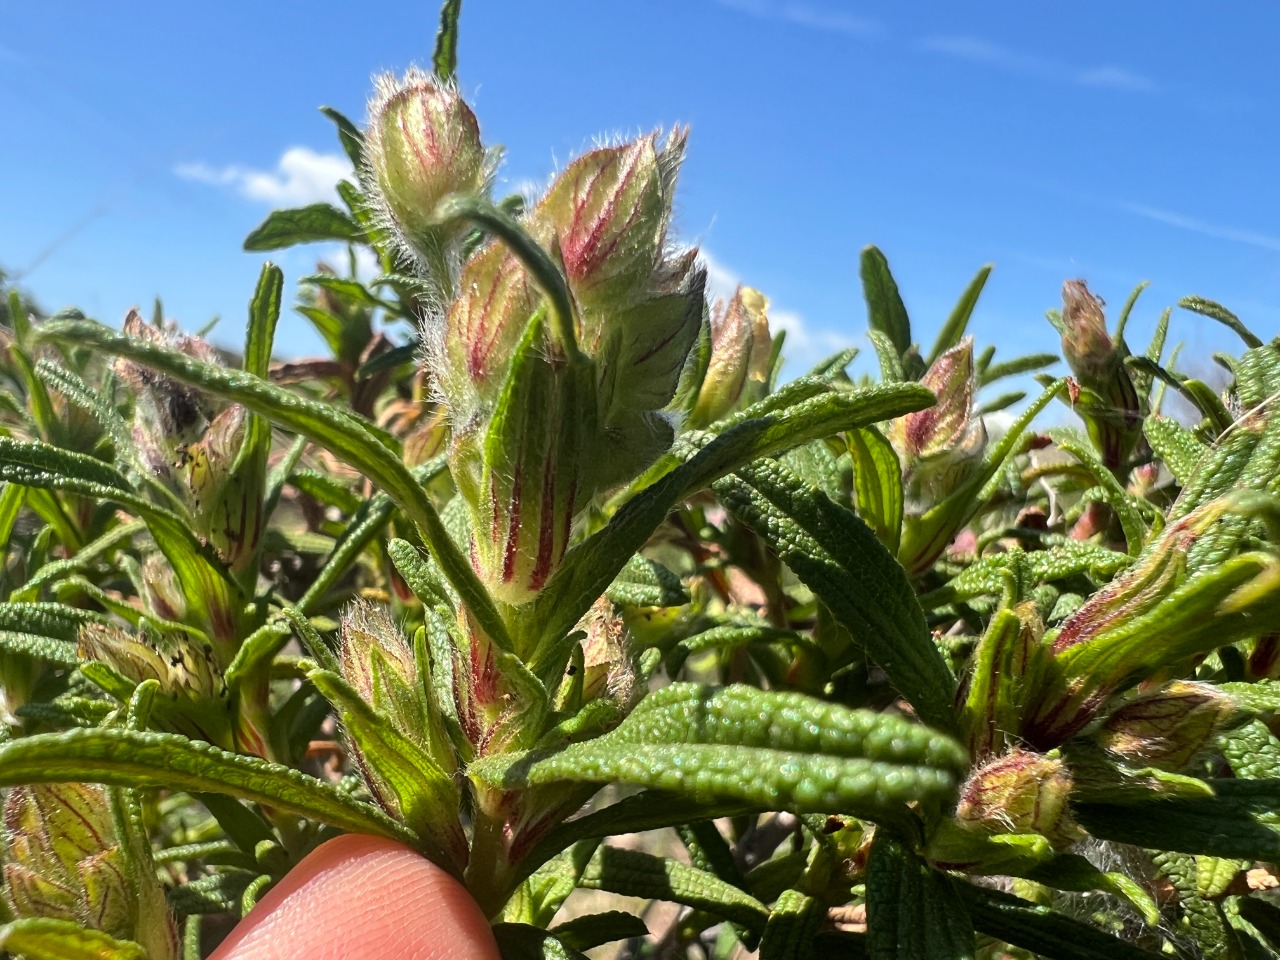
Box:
0, 919, 146, 960
471, 684, 965, 819
0, 728, 414, 845
866, 830, 974, 959
715, 459, 957, 732
243, 203, 361, 250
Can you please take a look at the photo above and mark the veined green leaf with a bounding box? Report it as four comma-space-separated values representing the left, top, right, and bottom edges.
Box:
577, 845, 768, 932
848, 426, 903, 553
0, 918, 146, 960
716, 459, 957, 733
492, 924, 590, 960
605, 555, 689, 608
1048, 429, 1147, 555
524, 381, 931, 653
320, 105, 364, 168
759, 889, 823, 960
243, 203, 361, 251
927, 264, 991, 367
866, 830, 974, 959
470, 683, 964, 819
860, 246, 912, 360
1144, 414, 1208, 488
954, 882, 1165, 960
920, 541, 1130, 610
0, 727, 415, 845
31, 318, 510, 650
0, 630, 77, 665
1075, 779, 1280, 860
550, 912, 648, 952
433, 0, 463, 80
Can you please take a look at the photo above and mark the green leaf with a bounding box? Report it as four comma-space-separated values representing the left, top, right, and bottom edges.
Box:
1144, 414, 1208, 487
0, 630, 77, 665
0, 918, 146, 960
244, 263, 282, 380
1075, 779, 1280, 860
979, 353, 1059, 386
470, 683, 965, 820
0, 728, 415, 846
577, 845, 768, 931
605, 555, 689, 608
919, 542, 1131, 610
927, 264, 991, 367
1047, 429, 1147, 555
760, 889, 823, 960
550, 912, 648, 952
243, 203, 362, 251
860, 246, 912, 359
954, 883, 1165, 960
493, 924, 589, 960
1180, 295, 1263, 349
433, 0, 463, 81
320, 105, 364, 169
32, 318, 511, 652
848, 426, 903, 553
715, 459, 957, 733
866, 830, 974, 959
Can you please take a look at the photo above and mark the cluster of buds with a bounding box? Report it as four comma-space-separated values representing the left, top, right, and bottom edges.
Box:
115, 310, 263, 577
3, 782, 178, 958
367, 71, 705, 605
1055, 280, 1142, 473
688, 285, 774, 428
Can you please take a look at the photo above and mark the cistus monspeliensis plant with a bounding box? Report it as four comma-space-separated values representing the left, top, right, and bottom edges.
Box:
6, 5, 1280, 959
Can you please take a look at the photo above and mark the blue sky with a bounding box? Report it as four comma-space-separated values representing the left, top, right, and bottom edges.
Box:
2, 1, 1277, 381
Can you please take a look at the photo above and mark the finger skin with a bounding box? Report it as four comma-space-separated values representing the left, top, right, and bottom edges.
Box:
209, 834, 500, 960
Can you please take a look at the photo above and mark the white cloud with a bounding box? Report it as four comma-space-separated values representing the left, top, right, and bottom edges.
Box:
1117, 201, 1280, 253
710, 0, 884, 39
175, 147, 352, 206
917, 34, 1156, 92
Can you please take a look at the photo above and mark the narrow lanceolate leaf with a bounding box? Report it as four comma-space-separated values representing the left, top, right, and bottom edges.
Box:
866, 831, 974, 959
1048, 429, 1146, 555
577, 846, 769, 932
927, 264, 992, 367
0, 919, 146, 960
1074, 780, 1280, 861
470, 684, 965, 820
1179, 295, 1264, 349
0, 630, 77, 665
954, 883, 1165, 960
550, 912, 649, 952
919, 542, 1131, 610
523, 381, 932, 653
432, 0, 463, 80
32, 317, 510, 651
242, 203, 362, 251
759, 889, 823, 960
715, 459, 957, 733
0, 728, 415, 846
848, 426, 903, 553
860, 246, 913, 359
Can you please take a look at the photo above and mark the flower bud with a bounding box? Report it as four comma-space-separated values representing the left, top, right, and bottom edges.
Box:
365, 68, 487, 265
892, 337, 976, 461
339, 601, 425, 743
689, 285, 773, 427
1056, 280, 1142, 471
955, 749, 1080, 847
533, 132, 678, 310
79, 622, 233, 749
1097, 680, 1236, 771
577, 598, 638, 711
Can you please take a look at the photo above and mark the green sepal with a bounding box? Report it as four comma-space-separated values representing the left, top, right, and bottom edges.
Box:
0, 918, 147, 960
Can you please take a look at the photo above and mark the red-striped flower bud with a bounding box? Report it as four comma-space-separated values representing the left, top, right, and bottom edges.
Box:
955, 749, 1080, 847
689, 285, 773, 427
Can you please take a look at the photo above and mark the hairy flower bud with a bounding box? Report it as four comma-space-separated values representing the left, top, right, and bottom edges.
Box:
1, 783, 180, 952
79, 622, 232, 748
1056, 280, 1142, 471
339, 601, 424, 742
365, 68, 487, 266
1097, 680, 1237, 771
955, 749, 1080, 847
689, 285, 773, 427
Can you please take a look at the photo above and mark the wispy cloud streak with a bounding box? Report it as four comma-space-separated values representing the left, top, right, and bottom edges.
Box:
1117, 201, 1280, 253
917, 34, 1156, 92
710, 0, 884, 39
